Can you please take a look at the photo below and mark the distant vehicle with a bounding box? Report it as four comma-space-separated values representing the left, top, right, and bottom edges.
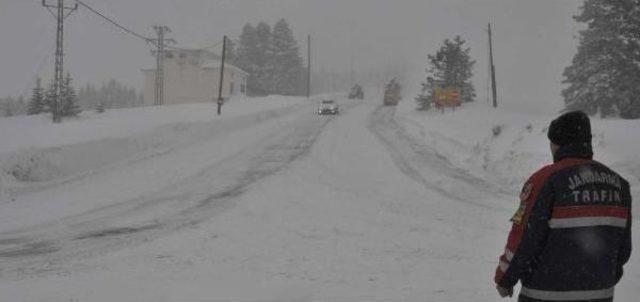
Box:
383, 78, 402, 106
348, 84, 364, 100
318, 100, 339, 115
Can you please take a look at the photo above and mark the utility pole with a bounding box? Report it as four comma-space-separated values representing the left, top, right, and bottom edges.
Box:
307, 35, 311, 98
486, 31, 492, 106
488, 23, 498, 108
217, 36, 227, 115
151, 25, 175, 106
349, 51, 355, 87
42, 0, 77, 123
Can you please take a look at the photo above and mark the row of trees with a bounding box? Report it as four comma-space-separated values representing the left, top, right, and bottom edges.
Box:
78, 80, 142, 111
413, 0, 639, 119
28, 75, 81, 118
234, 19, 306, 96
1, 77, 142, 120
0, 96, 26, 117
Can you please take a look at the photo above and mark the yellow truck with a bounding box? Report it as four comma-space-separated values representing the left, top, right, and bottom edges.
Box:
383, 78, 402, 106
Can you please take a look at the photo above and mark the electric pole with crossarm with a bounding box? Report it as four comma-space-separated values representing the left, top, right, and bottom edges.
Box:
42, 0, 77, 123
150, 25, 175, 106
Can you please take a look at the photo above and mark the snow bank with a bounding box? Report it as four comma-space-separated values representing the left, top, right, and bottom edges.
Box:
395, 100, 640, 200
0, 171, 6, 203
0, 97, 308, 198
0, 96, 305, 154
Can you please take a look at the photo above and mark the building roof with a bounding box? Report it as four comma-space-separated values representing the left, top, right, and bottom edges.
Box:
166, 48, 221, 60
142, 48, 248, 76
202, 60, 249, 76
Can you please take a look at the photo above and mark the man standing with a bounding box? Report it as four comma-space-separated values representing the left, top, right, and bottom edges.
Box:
495, 111, 632, 302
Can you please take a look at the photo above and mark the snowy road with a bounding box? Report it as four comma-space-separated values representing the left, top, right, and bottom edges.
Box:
369, 106, 513, 209
0, 100, 354, 277
0, 99, 637, 301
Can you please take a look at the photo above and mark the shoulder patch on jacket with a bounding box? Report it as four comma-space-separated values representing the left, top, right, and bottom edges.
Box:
511, 182, 533, 225
511, 202, 527, 225
520, 182, 533, 202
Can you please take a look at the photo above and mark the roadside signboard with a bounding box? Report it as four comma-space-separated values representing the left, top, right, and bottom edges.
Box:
434, 87, 462, 107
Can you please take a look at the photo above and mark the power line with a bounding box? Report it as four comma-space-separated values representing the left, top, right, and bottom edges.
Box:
21, 47, 54, 99
45, 7, 57, 19
75, 0, 152, 43
75, 0, 230, 53
73, 0, 183, 108
20, 20, 56, 98
75, 0, 192, 54
197, 40, 224, 51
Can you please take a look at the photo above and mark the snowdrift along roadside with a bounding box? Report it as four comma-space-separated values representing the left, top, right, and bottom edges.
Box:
0, 97, 309, 201
395, 100, 640, 212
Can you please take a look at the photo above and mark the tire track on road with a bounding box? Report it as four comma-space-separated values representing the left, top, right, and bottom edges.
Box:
368, 106, 511, 210
0, 102, 359, 279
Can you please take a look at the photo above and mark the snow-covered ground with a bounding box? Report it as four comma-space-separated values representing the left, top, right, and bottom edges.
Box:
0, 96, 638, 301
395, 100, 640, 301
0, 96, 305, 213
395, 100, 640, 209
0, 96, 306, 155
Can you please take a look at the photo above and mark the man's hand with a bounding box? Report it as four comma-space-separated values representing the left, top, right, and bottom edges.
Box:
496, 285, 513, 298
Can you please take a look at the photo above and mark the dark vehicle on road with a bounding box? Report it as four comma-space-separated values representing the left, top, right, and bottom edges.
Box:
348, 84, 364, 99
318, 100, 339, 115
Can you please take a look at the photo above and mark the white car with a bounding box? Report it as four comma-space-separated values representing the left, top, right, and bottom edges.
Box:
318, 100, 339, 115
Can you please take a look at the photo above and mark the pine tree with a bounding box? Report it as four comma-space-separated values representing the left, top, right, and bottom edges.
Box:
416, 36, 476, 110
562, 0, 640, 118
253, 22, 274, 96
61, 73, 81, 117
225, 38, 237, 64
44, 79, 57, 114
2, 97, 14, 117
79, 83, 99, 110
78, 80, 139, 110
236, 23, 260, 96
235, 20, 305, 96
415, 94, 431, 111
270, 19, 304, 95
15, 96, 26, 115
27, 77, 46, 115
103, 79, 117, 108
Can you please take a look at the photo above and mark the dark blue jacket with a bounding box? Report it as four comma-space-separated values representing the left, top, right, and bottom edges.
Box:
495, 144, 632, 302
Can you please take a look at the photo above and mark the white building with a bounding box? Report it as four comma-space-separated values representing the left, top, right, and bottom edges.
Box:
142, 49, 248, 106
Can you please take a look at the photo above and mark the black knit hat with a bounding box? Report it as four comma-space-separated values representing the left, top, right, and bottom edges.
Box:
547, 111, 592, 146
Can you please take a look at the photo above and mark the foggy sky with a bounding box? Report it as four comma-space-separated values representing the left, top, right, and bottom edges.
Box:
1, 0, 581, 113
